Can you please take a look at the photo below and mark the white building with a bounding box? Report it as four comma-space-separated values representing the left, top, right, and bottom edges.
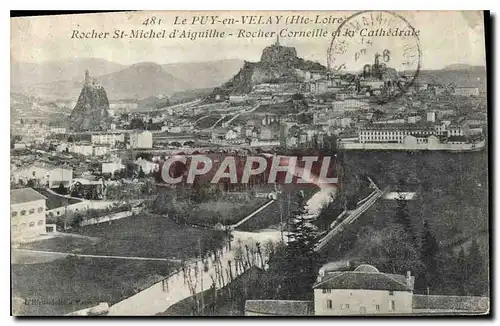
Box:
93, 146, 109, 157
11, 188, 47, 242
69, 144, 94, 156
47, 168, 73, 188
360, 79, 385, 89
313, 264, 414, 315
453, 87, 479, 97
427, 112, 436, 123
11, 166, 72, 188
91, 133, 125, 146
448, 125, 464, 137
229, 95, 247, 104
134, 158, 159, 174
359, 125, 436, 144
129, 131, 153, 149
102, 161, 125, 175
50, 127, 67, 134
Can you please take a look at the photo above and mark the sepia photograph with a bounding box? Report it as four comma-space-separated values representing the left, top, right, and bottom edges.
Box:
9, 10, 490, 316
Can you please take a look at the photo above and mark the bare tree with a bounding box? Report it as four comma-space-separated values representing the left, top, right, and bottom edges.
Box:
227, 260, 233, 281
256, 242, 264, 268
245, 244, 251, 269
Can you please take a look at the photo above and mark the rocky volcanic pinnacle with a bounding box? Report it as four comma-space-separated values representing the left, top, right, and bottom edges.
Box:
69, 70, 110, 131
211, 37, 327, 97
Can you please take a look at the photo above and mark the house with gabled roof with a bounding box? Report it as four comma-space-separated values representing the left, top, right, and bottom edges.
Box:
313, 264, 414, 315
11, 188, 47, 242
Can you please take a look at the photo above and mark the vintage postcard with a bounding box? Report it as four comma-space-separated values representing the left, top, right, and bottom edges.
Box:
10, 10, 489, 316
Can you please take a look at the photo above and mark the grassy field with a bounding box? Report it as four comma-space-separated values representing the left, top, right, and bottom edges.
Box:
21, 213, 227, 260
170, 197, 269, 226
12, 256, 178, 316
14, 214, 228, 316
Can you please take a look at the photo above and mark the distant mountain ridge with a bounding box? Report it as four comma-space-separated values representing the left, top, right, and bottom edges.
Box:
11, 58, 244, 101
442, 64, 486, 71
11, 58, 125, 86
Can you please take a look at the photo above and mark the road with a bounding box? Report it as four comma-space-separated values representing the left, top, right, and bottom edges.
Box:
314, 185, 385, 252
107, 230, 281, 316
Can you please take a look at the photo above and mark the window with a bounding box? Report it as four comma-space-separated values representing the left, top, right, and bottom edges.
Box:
38, 220, 44, 226
29, 208, 35, 214
388, 300, 395, 312
20, 210, 26, 216
326, 300, 332, 309
11, 211, 17, 217
389, 290, 394, 296
29, 222, 35, 227
376, 305, 380, 312
38, 207, 44, 213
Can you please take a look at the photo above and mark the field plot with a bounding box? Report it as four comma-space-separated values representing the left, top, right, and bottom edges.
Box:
22, 213, 227, 260
14, 213, 228, 316
12, 256, 178, 316
169, 197, 269, 226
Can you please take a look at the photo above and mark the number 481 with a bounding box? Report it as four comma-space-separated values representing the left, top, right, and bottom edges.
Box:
143, 16, 162, 26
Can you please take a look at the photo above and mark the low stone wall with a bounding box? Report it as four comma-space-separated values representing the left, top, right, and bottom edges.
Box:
46, 199, 118, 217
412, 294, 489, 312
80, 211, 133, 227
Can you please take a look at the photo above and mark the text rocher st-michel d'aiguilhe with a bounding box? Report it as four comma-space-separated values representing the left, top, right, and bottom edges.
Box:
71, 29, 230, 39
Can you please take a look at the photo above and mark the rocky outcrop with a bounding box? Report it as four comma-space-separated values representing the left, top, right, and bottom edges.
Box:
211, 39, 327, 98
69, 70, 110, 131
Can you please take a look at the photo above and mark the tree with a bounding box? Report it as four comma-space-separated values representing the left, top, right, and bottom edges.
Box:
420, 220, 439, 291
354, 223, 424, 277
394, 196, 413, 239
282, 192, 320, 299
465, 239, 488, 296
137, 166, 146, 178
55, 183, 68, 195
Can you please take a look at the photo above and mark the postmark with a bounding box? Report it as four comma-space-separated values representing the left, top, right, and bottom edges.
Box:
327, 11, 422, 103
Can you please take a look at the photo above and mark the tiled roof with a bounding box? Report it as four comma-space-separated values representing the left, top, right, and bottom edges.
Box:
313, 271, 413, 292
245, 300, 314, 316
11, 188, 47, 205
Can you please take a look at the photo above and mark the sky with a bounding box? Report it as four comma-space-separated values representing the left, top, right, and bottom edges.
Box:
11, 11, 486, 70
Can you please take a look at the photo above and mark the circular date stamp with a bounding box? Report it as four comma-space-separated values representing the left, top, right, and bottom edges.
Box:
327, 11, 422, 103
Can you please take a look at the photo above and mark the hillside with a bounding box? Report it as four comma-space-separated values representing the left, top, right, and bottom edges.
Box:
443, 64, 486, 72
416, 68, 487, 90
96, 62, 190, 100
211, 41, 327, 97
10, 92, 69, 124
163, 59, 244, 90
